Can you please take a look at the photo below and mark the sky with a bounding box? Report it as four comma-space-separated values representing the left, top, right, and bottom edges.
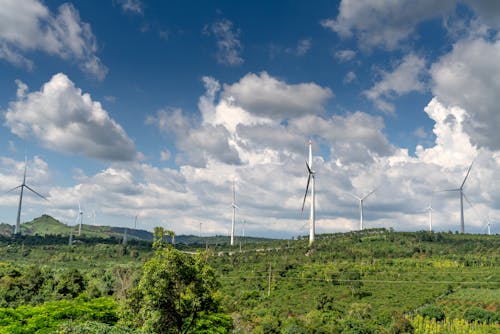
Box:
1, 0, 500, 238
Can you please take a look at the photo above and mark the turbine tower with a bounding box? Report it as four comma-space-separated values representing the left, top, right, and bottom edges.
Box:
77, 202, 84, 236
301, 139, 315, 245
425, 194, 434, 232
347, 189, 375, 230
6, 156, 47, 235
231, 179, 238, 246
442, 161, 473, 234
486, 216, 493, 236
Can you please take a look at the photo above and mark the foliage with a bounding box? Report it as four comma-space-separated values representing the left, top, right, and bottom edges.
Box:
0, 228, 498, 333
419, 305, 445, 321
0, 297, 118, 333
122, 227, 231, 333
463, 307, 497, 324
410, 314, 499, 333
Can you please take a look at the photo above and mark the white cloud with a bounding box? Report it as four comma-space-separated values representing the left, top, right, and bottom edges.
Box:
430, 37, 500, 150
322, 1, 500, 51
0, 0, 107, 79
416, 98, 476, 167
204, 19, 243, 66
160, 150, 171, 162
288, 38, 312, 56
343, 71, 357, 84
364, 53, 427, 114
115, 0, 144, 15
221, 72, 333, 120
321, 0, 456, 50
3, 73, 136, 161
334, 49, 356, 62
4, 71, 500, 237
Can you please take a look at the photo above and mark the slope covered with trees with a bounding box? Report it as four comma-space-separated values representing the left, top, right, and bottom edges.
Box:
0, 228, 498, 333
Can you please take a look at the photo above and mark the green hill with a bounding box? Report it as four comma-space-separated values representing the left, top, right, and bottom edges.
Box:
1, 215, 274, 246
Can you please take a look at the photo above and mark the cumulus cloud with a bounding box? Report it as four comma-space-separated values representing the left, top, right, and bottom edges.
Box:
221, 71, 333, 119
5, 71, 500, 237
322, 1, 500, 50
204, 18, 243, 66
3, 73, 136, 161
321, 0, 456, 50
0, 0, 107, 79
430, 37, 500, 150
147, 106, 241, 167
364, 53, 427, 113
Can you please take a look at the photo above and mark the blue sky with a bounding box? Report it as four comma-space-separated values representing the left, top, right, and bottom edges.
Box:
1, 0, 500, 237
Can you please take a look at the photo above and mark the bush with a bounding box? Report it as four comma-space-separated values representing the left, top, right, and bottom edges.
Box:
419, 305, 445, 321
463, 307, 494, 324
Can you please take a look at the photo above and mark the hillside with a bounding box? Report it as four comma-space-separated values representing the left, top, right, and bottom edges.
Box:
0, 228, 498, 332
0, 215, 274, 246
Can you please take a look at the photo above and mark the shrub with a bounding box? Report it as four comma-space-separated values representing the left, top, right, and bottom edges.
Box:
419, 305, 445, 321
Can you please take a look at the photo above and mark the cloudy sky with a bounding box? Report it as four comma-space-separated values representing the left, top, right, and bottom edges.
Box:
1, 0, 500, 237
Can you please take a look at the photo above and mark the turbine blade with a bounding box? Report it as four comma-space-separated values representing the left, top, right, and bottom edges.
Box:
362, 188, 376, 200
345, 192, 361, 200
305, 161, 312, 174
301, 174, 311, 211
3, 185, 22, 194
22, 155, 27, 184
460, 161, 474, 189
439, 188, 461, 192
24, 185, 48, 200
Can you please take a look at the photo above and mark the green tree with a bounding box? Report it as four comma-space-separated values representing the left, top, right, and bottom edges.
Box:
123, 227, 230, 333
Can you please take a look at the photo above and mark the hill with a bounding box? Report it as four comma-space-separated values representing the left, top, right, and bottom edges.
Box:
0, 214, 274, 246
0, 228, 498, 332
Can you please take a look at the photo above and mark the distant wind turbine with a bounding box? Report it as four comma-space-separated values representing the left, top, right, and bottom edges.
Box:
5, 156, 47, 235
231, 179, 239, 246
346, 189, 376, 230
425, 193, 435, 232
487, 218, 493, 236
77, 202, 83, 236
440, 161, 474, 234
301, 139, 315, 245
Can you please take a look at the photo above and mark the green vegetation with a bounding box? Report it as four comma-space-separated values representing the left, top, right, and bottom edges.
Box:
0, 219, 498, 333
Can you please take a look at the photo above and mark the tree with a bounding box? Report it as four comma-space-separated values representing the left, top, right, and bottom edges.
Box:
123, 227, 230, 334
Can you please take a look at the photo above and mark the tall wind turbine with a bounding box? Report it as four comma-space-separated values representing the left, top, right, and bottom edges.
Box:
6, 156, 47, 235
231, 179, 238, 246
301, 139, 315, 245
442, 161, 474, 234
347, 189, 376, 230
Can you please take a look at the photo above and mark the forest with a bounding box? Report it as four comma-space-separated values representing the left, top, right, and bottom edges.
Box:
0, 220, 498, 333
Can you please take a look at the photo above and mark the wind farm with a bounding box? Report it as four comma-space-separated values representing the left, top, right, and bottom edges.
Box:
0, 1, 499, 332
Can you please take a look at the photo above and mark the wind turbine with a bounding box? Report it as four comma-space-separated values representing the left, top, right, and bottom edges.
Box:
5, 156, 47, 235
424, 193, 435, 232
441, 161, 474, 234
346, 189, 376, 231
301, 139, 315, 245
230, 179, 238, 246
486, 215, 493, 236
77, 202, 83, 236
